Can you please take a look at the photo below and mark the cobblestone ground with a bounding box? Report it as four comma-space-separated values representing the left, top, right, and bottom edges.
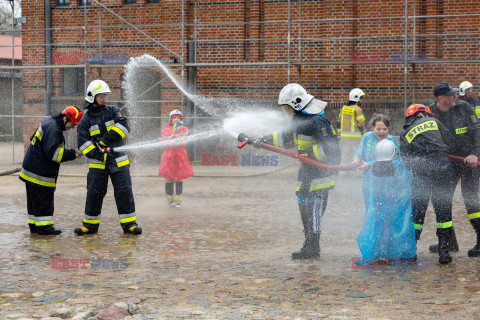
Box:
0, 159, 479, 319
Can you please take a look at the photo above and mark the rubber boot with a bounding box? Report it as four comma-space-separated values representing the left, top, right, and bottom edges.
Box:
467, 227, 480, 257
29, 224, 37, 234
124, 225, 142, 235
429, 228, 459, 253
74, 227, 98, 235
438, 234, 453, 264
291, 234, 320, 259
37, 226, 62, 236
415, 229, 422, 242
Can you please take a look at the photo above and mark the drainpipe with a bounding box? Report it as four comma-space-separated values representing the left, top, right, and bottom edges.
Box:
44, 0, 52, 116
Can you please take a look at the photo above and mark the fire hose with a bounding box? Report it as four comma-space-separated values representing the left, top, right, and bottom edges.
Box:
238, 138, 361, 171
239, 138, 480, 171
448, 155, 480, 167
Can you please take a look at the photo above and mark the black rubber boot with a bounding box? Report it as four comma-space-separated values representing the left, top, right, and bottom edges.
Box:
29, 224, 37, 234
438, 233, 453, 264
124, 225, 142, 235
467, 228, 480, 257
429, 228, 459, 253
415, 229, 422, 241
37, 226, 62, 236
74, 227, 98, 235
292, 234, 320, 259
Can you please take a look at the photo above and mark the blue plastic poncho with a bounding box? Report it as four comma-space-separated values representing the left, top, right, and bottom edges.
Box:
356, 156, 416, 262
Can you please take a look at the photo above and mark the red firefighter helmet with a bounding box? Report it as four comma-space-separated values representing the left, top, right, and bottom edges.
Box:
405, 104, 434, 119
61, 105, 83, 124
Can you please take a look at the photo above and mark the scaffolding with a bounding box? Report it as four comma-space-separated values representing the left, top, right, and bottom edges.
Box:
1, 0, 480, 166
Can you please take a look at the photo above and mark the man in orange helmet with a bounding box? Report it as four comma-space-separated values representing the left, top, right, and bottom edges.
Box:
19, 105, 83, 235
400, 104, 455, 264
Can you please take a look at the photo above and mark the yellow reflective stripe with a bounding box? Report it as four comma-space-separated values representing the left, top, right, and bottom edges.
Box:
312, 145, 323, 161
340, 132, 362, 138
166, 195, 174, 200
406, 120, 438, 143
437, 221, 453, 228
55, 145, 65, 163
296, 139, 315, 150
83, 218, 101, 224
468, 212, 480, 220
356, 114, 365, 121
476, 109, 480, 118
117, 159, 130, 167
175, 196, 183, 201
35, 130, 43, 141
82, 144, 96, 155
273, 132, 279, 147
89, 163, 106, 169
28, 219, 35, 224
99, 140, 107, 147
119, 216, 137, 224
35, 220, 53, 226
111, 126, 126, 139
19, 172, 56, 187
414, 224, 423, 230
309, 180, 336, 192
106, 124, 115, 131
456, 127, 468, 134
90, 129, 101, 136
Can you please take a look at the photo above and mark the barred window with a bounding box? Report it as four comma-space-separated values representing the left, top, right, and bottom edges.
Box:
124, 0, 136, 4
147, 0, 159, 3
63, 68, 85, 96
57, 0, 69, 6
78, 0, 91, 6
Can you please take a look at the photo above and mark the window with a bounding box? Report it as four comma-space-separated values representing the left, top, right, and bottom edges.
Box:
57, 0, 69, 6
124, 0, 136, 4
63, 68, 85, 96
146, 0, 159, 3
78, 0, 91, 6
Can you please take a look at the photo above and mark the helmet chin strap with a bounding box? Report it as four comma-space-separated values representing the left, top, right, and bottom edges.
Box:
301, 109, 324, 116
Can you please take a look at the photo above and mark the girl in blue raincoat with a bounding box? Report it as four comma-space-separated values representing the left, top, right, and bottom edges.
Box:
356, 139, 417, 265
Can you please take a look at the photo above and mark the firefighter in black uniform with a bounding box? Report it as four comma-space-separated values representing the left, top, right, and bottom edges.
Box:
458, 81, 480, 119
75, 79, 142, 235
400, 104, 456, 264
239, 83, 341, 259
429, 82, 480, 257
20, 105, 83, 235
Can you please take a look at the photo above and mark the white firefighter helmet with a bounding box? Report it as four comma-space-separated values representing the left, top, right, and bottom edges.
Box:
169, 109, 183, 121
459, 81, 473, 96
349, 88, 365, 102
278, 83, 327, 115
375, 139, 396, 162
85, 80, 111, 103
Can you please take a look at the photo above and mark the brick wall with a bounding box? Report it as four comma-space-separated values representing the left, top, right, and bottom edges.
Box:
21, 0, 480, 144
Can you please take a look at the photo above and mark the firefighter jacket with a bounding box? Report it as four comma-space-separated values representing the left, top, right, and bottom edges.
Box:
20, 116, 77, 188
400, 115, 454, 170
429, 99, 480, 157
458, 98, 480, 118
263, 112, 341, 196
77, 104, 130, 173
338, 102, 365, 138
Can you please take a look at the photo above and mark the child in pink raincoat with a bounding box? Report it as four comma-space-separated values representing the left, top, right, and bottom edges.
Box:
158, 109, 194, 208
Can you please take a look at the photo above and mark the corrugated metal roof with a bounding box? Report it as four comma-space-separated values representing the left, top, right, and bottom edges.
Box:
0, 35, 22, 60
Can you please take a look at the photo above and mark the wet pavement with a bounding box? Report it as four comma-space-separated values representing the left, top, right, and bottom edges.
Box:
1, 162, 480, 319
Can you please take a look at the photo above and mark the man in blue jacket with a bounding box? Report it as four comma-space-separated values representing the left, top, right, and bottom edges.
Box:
20, 105, 83, 235
75, 79, 142, 235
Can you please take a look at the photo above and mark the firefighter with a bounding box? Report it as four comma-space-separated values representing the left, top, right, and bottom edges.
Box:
400, 104, 456, 264
428, 82, 480, 257
238, 83, 341, 259
19, 105, 83, 235
338, 88, 366, 165
75, 79, 142, 235
458, 81, 480, 117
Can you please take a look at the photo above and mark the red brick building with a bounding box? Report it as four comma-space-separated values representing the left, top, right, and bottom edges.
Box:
21, 0, 480, 145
